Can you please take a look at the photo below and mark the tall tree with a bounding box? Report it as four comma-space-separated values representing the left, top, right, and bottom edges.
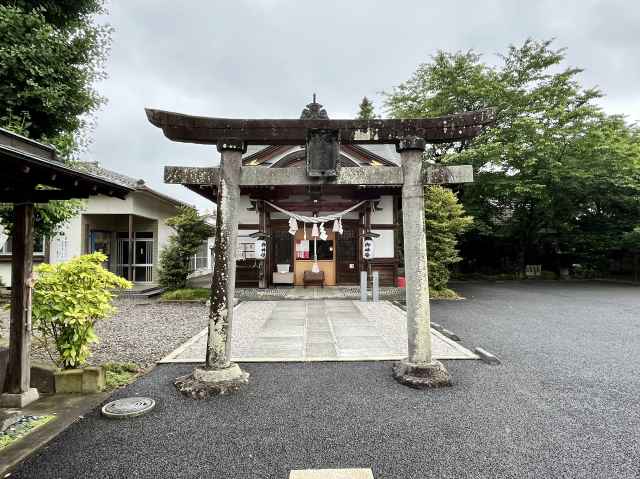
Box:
0, 1, 111, 236
357, 96, 376, 120
385, 39, 640, 273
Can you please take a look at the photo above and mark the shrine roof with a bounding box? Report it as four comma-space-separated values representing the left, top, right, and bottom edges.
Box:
1, 127, 132, 202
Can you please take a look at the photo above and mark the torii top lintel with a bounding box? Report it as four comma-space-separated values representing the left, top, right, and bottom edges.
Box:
145, 108, 495, 146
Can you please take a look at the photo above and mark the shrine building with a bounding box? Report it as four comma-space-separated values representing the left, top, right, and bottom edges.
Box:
230, 135, 401, 288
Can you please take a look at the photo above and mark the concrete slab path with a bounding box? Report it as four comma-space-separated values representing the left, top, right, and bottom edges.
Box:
160, 300, 477, 362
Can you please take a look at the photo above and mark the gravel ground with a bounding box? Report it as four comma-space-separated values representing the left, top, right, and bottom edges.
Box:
10, 281, 640, 478
87, 299, 209, 369
1, 298, 209, 369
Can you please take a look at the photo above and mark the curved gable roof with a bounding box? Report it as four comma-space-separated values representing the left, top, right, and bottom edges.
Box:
242, 144, 399, 167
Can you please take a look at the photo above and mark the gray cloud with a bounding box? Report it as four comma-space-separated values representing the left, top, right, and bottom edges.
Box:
87, 0, 640, 210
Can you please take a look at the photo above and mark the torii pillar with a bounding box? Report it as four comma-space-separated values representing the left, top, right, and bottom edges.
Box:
393, 137, 450, 388
174, 140, 249, 398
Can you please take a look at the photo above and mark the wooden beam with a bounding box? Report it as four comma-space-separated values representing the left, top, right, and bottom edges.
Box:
146, 108, 496, 145
4, 203, 34, 394
165, 165, 473, 187
0, 128, 57, 162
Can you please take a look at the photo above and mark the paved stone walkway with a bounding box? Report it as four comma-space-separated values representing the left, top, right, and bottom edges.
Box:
160, 300, 477, 362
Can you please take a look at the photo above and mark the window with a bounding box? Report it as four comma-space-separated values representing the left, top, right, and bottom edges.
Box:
0, 236, 45, 255
191, 240, 209, 270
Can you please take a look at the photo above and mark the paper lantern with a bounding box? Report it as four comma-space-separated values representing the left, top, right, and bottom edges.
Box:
255, 239, 267, 260
362, 238, 375, 260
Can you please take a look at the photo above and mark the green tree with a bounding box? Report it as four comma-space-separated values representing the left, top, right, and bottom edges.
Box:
357, 96, 376, 120
424, 186, 473, 290
32, 252, 131, 369
386, 39, 640, 273
0, 1, 111, 237
159, 207, 215, 290
0, 1, 110, 143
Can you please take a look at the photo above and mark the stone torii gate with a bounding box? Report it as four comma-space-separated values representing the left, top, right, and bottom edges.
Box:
146, 103, 494, 397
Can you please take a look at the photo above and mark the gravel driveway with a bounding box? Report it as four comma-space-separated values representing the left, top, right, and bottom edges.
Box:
1, 299, 209, 369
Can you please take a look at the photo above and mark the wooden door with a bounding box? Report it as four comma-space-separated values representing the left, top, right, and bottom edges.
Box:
336, 220, 359, 284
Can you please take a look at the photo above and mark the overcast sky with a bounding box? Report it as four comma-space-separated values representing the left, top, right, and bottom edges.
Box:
87, 0, 640, 211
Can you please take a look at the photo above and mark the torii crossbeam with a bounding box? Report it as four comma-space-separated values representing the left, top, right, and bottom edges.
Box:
147, 104, 494, 397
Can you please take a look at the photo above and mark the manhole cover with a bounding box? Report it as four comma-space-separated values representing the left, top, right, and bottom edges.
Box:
101, 397, 156, 419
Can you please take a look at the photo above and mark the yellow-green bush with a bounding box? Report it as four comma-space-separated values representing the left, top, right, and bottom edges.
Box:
32, 252, 131, 369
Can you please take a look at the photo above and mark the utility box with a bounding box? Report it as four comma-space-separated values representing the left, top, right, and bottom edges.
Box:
306, 129, 339, 177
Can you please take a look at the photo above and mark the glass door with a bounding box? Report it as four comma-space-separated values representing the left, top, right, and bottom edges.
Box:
89, 230, 112, 271
134, 233, 153, 282
115, 232, 154, 282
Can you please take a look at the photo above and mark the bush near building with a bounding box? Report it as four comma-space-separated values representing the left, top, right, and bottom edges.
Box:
159, 206, 214, 290
32, 252, 131, 369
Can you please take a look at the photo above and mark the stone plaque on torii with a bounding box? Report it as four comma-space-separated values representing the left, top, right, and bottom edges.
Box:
146, 100, 494, 396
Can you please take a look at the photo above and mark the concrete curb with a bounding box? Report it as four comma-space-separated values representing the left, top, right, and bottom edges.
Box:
441, 328, 461, 341
0, 391, 112, 476
473, 347, 501, 365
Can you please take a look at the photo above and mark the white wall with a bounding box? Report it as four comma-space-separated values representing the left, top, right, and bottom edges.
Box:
371, 195, 394, 224
237, 196, 260, 224
0, 263, 10, 286
371, 229, 395, 258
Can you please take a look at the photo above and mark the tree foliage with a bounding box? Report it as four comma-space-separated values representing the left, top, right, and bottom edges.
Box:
0, 1, 111, 237
357, 96, 376, 120
424, 186, 473, 290
386, 39, 640, 273
0, 1, 110, 143
32, 252, 131, 369
159, 207, 215, 290
0, 198, 84, 238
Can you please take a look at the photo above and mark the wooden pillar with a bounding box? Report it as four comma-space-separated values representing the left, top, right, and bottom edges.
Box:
392, 137, 450, 388
127, 214, 133, 282
1, 203, 39, 407
265, 206, 272, 288
258, 201, 267, 289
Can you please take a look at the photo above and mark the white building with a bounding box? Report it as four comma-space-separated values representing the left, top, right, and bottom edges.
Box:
0, 162, 187, 286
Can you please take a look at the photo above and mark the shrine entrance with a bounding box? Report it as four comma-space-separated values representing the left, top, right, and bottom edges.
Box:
293, 228, 336, 286
148, 96, 494, 396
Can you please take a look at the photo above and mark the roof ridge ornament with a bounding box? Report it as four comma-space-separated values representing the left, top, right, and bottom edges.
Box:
300, 93, 329, 120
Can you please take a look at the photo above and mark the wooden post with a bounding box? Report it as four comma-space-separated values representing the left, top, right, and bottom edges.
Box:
1, 203, 39, 407
258, 201, 267, 289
